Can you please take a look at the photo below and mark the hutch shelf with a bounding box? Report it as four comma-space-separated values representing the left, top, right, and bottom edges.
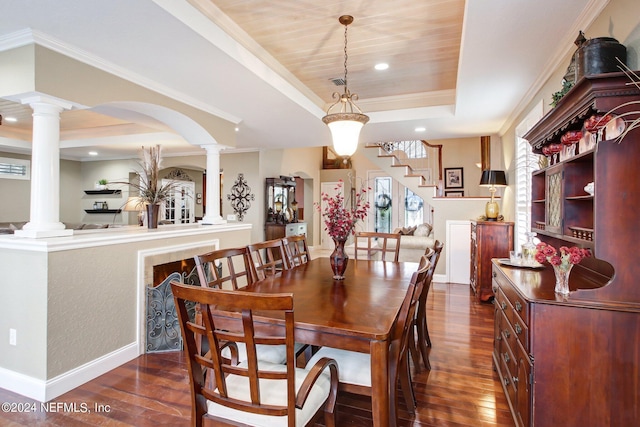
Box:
493, 71, 640, 427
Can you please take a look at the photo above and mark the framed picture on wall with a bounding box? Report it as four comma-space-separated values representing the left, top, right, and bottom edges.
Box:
444, 167, 464, 189
445, 190, 464, 197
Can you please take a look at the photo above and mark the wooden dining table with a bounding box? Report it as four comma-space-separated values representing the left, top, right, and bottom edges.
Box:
224, 257, 418, 427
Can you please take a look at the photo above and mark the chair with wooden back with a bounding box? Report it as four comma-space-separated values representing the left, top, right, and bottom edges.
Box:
283, 234, 310, 267
353, 231, 402, 262
412, 240, 444, 370
194, 246, 255, 291
247, 239, 291, 281
171, 281, 339, 427
194, 247, 302, 365
305, 256, 430, 417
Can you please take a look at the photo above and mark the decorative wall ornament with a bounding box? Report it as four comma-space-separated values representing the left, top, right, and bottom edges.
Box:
227, 173, 255, 221
164, 168, 193, 181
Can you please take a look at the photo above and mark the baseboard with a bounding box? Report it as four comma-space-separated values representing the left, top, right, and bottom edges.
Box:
0, 342, 139, 402
433, 273, 447, 283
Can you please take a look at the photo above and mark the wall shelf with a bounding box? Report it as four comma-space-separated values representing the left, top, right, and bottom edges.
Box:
84, 209, 122, 214
84, 189, 121, 195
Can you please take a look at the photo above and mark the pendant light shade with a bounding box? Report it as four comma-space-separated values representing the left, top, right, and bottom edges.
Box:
322, 15, 369, 158
323, 113, 368, 156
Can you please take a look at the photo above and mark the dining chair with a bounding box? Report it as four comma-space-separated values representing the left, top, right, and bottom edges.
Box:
171, 281, 340, 427
194, 246, 255, 291
247, 239, 291, 281
194, 247, 300, 365
412, 240, 444, 370
283, 234, 310, 267
353, 231, 402, 262
305, 256, 430, 417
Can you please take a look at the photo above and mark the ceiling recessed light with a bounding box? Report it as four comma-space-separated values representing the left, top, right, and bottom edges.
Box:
4, 117, 17, 122
88, 151, 98, 156
235, 127, 239, 132
374, 63, 389, 71
415, 127, 426, 132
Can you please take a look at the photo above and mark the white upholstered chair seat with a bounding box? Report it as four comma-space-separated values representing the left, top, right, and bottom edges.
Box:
307, 347, 372, 387
206, 360, 333, 427
221, 342, 306, 364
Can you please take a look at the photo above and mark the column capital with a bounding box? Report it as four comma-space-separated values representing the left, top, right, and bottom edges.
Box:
16, 93, 74, 111
200, 143, 228, 154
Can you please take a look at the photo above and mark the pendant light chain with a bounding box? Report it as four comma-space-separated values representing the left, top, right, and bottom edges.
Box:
322, 15, 369, 158
343, 23, 349, 92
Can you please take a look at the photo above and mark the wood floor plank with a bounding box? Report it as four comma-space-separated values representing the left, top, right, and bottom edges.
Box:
0, 283, 514, 427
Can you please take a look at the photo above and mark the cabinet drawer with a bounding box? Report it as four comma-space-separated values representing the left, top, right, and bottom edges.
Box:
500, 277, 529, 326
285, 223, 307, 236
499, 316, 518, 380
494, 282, 529, 352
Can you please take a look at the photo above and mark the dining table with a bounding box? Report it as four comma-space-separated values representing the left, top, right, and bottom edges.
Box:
218, 256, 419, 427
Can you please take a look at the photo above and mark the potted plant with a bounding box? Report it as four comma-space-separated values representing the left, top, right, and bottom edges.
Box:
96, 179, 109, 190
118, 145, 178, 228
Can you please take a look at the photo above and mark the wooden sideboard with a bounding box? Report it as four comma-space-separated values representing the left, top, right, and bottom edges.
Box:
494, 71, 640, 426
470, 220, 513, 302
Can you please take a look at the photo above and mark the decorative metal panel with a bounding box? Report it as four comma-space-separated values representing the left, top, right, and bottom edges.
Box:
146, 267, 199, 353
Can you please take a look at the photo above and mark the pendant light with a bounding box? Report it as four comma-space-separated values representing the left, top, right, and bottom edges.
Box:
322, 15, 369, 158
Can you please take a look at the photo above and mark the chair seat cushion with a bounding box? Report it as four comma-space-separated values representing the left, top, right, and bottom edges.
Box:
220, 342, 306, 364
206, 360, 332, 427
307, 347, 371, 387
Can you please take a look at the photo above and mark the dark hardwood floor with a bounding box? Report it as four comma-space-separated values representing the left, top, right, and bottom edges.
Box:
0, 282, 514, 426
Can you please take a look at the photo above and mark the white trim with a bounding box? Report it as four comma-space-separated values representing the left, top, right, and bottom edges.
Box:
0, 222, 251, 252
0, 343, 138, 402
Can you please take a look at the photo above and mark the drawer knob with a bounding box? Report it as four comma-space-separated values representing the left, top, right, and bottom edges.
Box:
515, 301, 522, 312
504, 378, 510, 386
493, 272, 497, 278
503, 352, 510, 363
515, 323, 522, 334
512, 376, 519, 385
503, 329, 510, 339
501, 301, 507, 310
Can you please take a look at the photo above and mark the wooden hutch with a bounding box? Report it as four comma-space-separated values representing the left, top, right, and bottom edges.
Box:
492, 72, 640, 426
264, 176, 306, 241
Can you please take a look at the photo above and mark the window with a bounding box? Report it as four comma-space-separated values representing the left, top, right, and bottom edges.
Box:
515, 102, 543, 249
0, 157, 30, 180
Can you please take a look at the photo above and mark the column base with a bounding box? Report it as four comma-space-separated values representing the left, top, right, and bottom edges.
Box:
200, 215, 227, 225
15, 229, 74, 238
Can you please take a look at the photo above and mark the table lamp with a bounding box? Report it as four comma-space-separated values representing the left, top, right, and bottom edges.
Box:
479, 170, 507, 221
123, 196, 144, 226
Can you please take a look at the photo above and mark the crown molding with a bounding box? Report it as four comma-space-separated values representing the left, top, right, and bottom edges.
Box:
0, 29, 242, 125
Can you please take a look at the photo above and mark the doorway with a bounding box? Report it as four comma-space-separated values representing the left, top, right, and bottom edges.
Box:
162, 180, 195, 224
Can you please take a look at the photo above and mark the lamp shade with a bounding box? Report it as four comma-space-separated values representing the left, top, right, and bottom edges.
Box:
479, 170, 507, 187
323, 113, 367, 157
123, 196, 144, 212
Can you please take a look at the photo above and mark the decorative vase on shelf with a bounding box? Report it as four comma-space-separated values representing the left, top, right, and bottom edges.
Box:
330, 238, 349, 280
146, 203, 160, 229
553, 264, 573, 296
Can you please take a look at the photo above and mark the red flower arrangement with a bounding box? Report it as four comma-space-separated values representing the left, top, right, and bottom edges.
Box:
316, 180, 370, 241
534, 242, 590, 271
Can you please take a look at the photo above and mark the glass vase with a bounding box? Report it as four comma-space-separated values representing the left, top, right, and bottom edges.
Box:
330, 238, 349, 280
552, 264, 573, 296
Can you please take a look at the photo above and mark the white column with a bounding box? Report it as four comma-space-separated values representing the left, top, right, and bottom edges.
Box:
15, 97, 73, 238
200, 144, 226, 224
